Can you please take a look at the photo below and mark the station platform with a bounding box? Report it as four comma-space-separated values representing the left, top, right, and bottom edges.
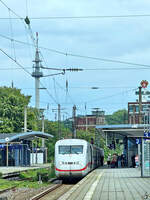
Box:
0, 163, 50, 176
60, 167, 150, 200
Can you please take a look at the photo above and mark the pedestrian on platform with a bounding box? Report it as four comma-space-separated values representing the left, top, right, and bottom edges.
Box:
135, 154, 139, 168
107, 154, 111, 167
121, 154, 125, 167
117, 155, 122, 168
111, 154, 117, 168
131, 155, 136, 168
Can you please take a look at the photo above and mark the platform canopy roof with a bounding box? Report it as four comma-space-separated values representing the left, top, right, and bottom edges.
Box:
0, 131, 53, 144
96, 124, 146, 138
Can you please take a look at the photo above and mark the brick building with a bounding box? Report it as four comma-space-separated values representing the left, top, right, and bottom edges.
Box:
128, 101, 150, 124
76, 111, 105, 130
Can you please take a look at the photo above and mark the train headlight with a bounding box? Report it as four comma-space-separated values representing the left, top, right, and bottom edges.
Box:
59, 161, 63, 165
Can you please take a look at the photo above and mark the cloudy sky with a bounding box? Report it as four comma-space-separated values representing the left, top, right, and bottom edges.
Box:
0, 0, 150, 120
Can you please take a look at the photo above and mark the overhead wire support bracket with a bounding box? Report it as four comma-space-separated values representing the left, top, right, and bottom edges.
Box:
43, 71, 65, 77
41, 66, 83, 72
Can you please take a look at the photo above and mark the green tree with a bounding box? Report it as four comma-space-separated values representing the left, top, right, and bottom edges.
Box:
77, 128, 95, 143
0, 87, 31, 133
105, 109, 128, 124
26, 107, 39, 131
44, 120, 72, 162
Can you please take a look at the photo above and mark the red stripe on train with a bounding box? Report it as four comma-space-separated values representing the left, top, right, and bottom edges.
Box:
55, 162, 91, 172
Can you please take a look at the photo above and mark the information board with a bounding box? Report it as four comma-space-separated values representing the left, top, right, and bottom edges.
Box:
141, 138, 150, 177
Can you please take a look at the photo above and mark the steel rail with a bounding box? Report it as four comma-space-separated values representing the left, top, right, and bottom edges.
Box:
30, 183, 62, 200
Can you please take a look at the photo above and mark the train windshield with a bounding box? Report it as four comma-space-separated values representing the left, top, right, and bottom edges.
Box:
59, 145, 83, 154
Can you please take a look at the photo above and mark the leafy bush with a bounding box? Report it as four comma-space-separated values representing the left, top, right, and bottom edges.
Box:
37, 172, 49, 182
49, 163, 56, 179
19, 170, 37, 180
19, 167, 55, 183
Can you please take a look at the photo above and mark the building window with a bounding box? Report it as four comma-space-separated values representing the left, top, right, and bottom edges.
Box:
129, 105, 133, 113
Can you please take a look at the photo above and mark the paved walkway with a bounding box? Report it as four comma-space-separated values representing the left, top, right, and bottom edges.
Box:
0, 163, 50, 175
60, 167, 150, 200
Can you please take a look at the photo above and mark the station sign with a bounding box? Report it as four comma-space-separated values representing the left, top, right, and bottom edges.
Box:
136, 138, 141, 144
136, 137, 150, 144
144, 132, 150, 137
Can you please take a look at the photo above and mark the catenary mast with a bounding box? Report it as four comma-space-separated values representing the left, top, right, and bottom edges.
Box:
32, 32, 43, 109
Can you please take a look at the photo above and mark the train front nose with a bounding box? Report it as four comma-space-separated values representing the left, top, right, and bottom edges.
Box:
56, 160, 84, 177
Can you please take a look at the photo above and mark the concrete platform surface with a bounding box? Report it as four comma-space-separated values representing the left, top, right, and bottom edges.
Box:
0, 163, 50, 175
60, 167, 150, 200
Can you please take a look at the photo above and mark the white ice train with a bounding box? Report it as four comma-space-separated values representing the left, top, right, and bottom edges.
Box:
55, 139, 104, 178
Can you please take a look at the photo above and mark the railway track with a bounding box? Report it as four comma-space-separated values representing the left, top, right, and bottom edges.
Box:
0, 186, 16, 195
30, 181, 74, 200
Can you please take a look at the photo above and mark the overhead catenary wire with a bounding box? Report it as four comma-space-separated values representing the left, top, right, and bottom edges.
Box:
86, 88, 137, 103
1, 14, 150, 20
8, 9, 16, 61
0, 5, 146, 69
0, 67, 32, 70
53, 78, 60, 104
84, 67, 150, 71
0, 47, 137, 108
26, 0, 29, 16
0, 1, 74, 111
0, 0, 36, 69
0, 48, 32, 75
1, 66, 150, 71
0, 0, 36, 47
54, 80, 75, 105
1, 33, 150, 68
0, 1, 147, 116
39, 80, 59, 105
0, 0, 22, 19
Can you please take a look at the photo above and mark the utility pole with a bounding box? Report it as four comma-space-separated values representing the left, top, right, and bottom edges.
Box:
32, 32, 43, 109
139, 86, 142, 124
92, 107, 101, 146
85, 103, 88, 131
42, 114, 45, 147
52, 105, 66, 140
58, 104, 61, 140
24, 106, 27, 132
72, 105, 77, 138
42, 114, 44, 132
